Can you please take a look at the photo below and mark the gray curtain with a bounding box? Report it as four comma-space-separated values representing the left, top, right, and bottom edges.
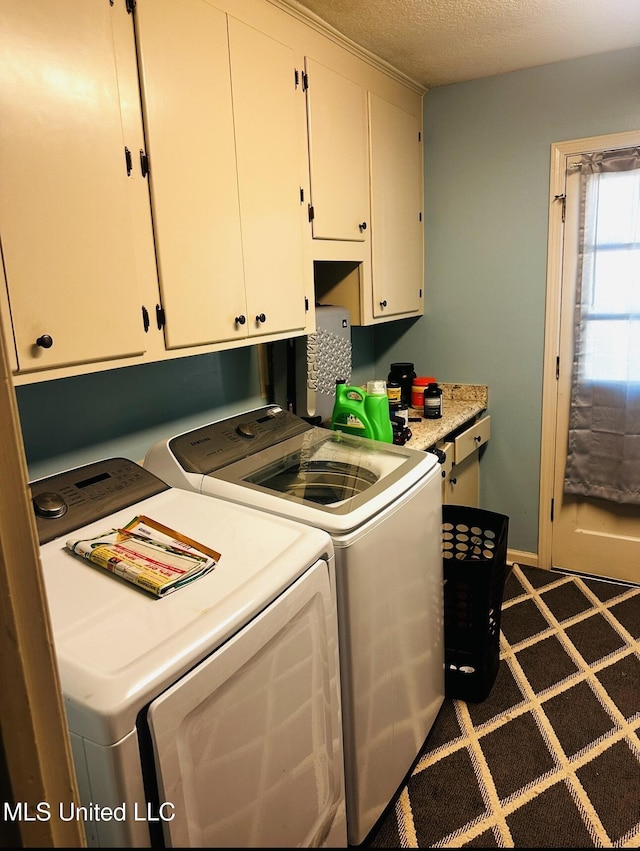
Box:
564, 146, 640, 504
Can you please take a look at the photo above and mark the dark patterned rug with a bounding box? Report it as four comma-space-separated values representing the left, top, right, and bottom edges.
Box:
362, 564, 640, 848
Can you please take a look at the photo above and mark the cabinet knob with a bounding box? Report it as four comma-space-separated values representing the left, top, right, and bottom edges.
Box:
359, 222, 367, 231
475, 435, 483, 443
379, 300, 387, 308
234, 315, 246, 326
449, 477, 457, 485
35, 334, 54, 349
256, 313, 267, 323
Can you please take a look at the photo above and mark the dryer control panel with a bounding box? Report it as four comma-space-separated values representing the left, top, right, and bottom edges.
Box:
30, 458, 169, 544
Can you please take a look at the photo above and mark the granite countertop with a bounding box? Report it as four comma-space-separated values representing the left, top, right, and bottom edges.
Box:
403, 384, 488, 451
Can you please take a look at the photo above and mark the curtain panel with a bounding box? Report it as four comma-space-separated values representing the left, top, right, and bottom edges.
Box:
564, 146, 640, 505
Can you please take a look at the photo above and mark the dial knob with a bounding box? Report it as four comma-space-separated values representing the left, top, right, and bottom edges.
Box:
236, 422, 256, 439
33, 491, 67, 519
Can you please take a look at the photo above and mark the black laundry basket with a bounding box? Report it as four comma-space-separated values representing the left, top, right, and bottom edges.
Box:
442, 505, 509, 703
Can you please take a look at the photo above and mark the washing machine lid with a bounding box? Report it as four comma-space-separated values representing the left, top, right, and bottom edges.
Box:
145, 406, 439, 533
36, 466, 333, 747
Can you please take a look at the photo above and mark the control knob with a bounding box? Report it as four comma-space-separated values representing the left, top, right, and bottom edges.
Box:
33, 491, 68, 519
236, 422, 256, 439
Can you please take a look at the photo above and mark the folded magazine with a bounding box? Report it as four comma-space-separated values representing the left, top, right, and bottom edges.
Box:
66, 515, 221, 597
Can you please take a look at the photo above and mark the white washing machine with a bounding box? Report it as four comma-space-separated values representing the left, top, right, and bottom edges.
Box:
144, 405, 445, 845
32, 458, 346, 848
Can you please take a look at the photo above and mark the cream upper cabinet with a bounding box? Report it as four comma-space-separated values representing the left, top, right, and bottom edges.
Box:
304, 58, 370, 242
228, 17, 307, 339
307, 62, 424, 326
368, 93, 424, 320
0, 0, 150, 375
134, 0, 243, 350
135, 0, 307, 349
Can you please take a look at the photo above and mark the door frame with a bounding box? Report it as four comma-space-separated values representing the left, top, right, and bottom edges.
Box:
0, 293, 85, 845
538, 129, 640, 570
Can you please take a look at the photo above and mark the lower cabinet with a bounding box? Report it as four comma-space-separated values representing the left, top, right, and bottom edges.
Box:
438, 416, 491, 507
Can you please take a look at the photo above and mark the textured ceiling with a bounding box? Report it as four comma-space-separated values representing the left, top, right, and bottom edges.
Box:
287, 0, 640, 89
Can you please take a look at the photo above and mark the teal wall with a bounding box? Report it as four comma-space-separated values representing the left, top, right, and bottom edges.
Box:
16, 46, 640, 558
17, 349, 265, 480
374, 45, 640, 554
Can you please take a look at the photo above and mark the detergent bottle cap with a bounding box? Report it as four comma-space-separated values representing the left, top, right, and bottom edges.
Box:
366, 379, 387, 396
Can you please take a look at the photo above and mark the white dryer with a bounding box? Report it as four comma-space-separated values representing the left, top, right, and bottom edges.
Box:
32, 458, 346, 848
144, 405, 445, 845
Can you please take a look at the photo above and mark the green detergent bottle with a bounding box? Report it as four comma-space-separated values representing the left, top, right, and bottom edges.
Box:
330, 380, 393, 443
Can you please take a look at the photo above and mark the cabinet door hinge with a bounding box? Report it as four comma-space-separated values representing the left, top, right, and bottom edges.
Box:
418, 131, 421, 142
308, 204, 314, 222
550, 497, 554, 522
125, 0, 135, 14
155, 304, 165, 330
140, 150, 149, 178
301, 71, 309, 91
300, 187, 304, 203
124, 146, 133, 176
305, 296, 309, 312
554, 193, 566, 222
556, 355, 560, 380
141, 305, 150, 333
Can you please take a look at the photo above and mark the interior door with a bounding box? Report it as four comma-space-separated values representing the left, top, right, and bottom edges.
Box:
146, 560, 343, 848
549, 145, 640, 585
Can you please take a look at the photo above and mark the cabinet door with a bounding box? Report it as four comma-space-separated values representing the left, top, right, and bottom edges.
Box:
228, 18, 306, 338
305, 59, 369, 242
443, 451, 480, 507
0, 0, 147, 372
368, 93, 423, 319
135, 0, 246, 349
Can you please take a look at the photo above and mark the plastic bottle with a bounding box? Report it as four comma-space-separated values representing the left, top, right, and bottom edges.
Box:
365, 380, 394, 443
411, 376, 436, 409
386, 381, 402, 404
388, 363, 416, 408
423, 382, 443, 419
330, 380, 393, 443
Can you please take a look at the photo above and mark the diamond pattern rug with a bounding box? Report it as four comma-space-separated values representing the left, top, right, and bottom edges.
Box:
363, 564, 640, 848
